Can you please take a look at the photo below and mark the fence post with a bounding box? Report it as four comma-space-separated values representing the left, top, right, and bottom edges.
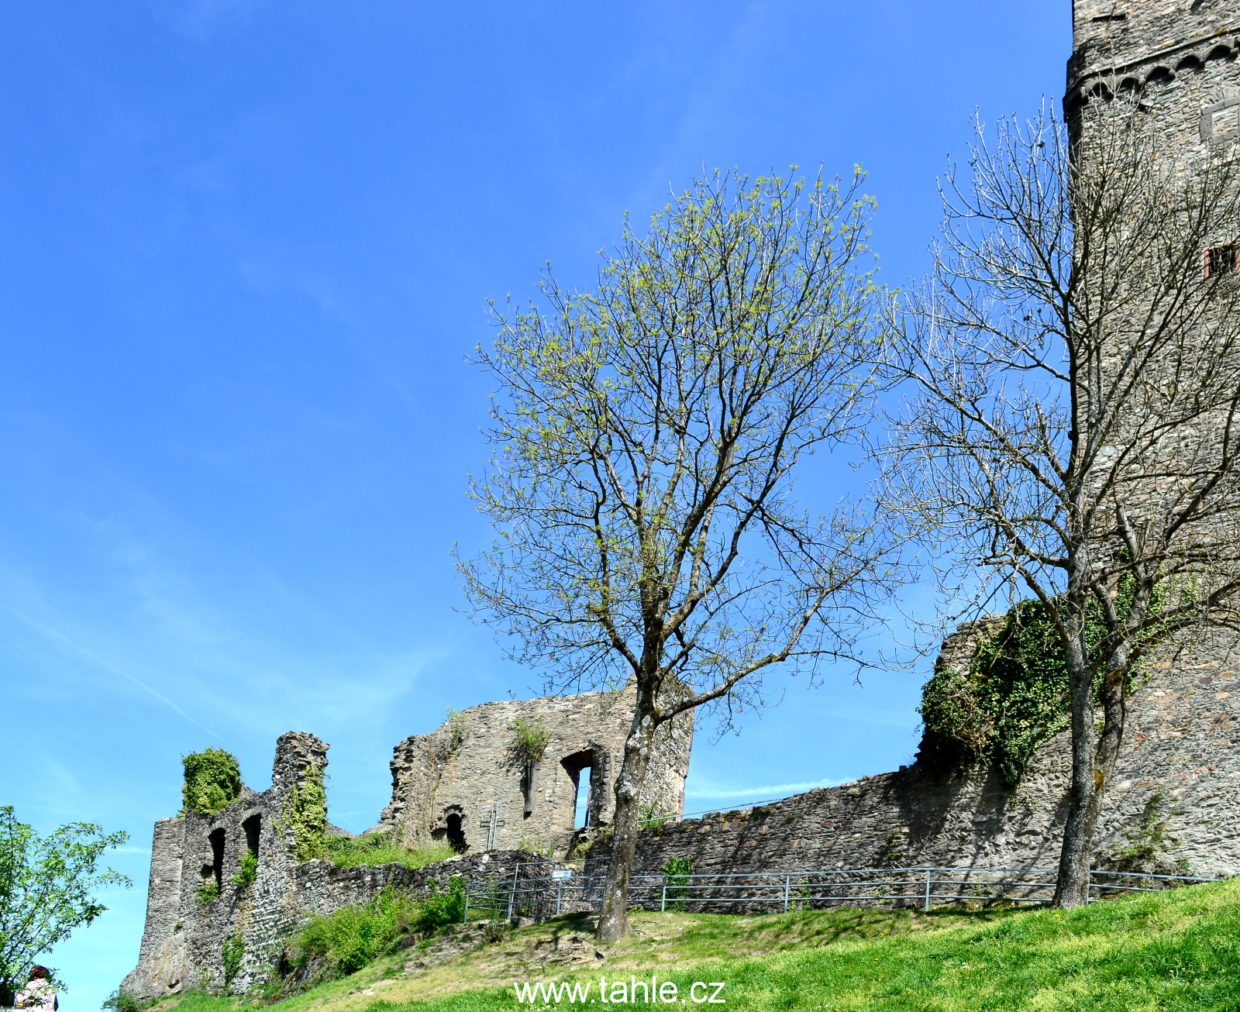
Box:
463, 884, 470, 924
660, 878, 668, 913
507, 863, 521, 921
923, 868, 932, 913
556, 880, 562, 917
783, 874, 790, 913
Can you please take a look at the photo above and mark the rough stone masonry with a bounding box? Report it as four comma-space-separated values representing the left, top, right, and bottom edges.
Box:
379, 685, 693, 855
122, 683, 691, 999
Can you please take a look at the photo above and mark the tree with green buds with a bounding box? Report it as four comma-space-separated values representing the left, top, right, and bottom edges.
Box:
0, 806, 130, 997
461, 168, 893, 942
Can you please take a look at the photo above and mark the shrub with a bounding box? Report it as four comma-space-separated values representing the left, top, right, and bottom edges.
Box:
288, 878, 466, 981
661, 856, 694, 910
231, 851, 258, 887
103, 991, 142, 1012
516, 836, 553, 858
181, 749, 242, 816
321, 832, 453, 870
197, 880, 220, 904
509, 717, 549, 764
639, 802, 670, 829
290, 888, 420, 978
446, 709, 467, 749
414, 876, 466, 933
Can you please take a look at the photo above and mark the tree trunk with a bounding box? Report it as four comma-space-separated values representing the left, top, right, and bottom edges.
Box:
596, 713, 657, 943
1054, 664, 1126, 907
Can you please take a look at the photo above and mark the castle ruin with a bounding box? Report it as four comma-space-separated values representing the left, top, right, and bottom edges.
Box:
379, 688, 692, 854
122, 684, 691, 998
123, 1, 1240, 999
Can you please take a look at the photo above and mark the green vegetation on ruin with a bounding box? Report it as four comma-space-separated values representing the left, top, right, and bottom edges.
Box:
278, 880, 466, 990
507, 717, 549, 765
230, 852, 258, 888
918, 580, 1176, 787
181, 749, 243, 817
444, 709, 466, 750
147, 876, 1239, 1011
321, 833, 454, 871
284, 771, 329, 863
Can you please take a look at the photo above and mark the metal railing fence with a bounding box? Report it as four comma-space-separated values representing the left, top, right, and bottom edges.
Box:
461, 863, 1220, 924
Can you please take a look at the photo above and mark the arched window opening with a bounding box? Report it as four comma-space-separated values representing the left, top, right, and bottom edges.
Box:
207, 828, 225, 889
432, 807, 469, 853
445, 812, 467, 853
561, 751, 595, 829
242, 814, 261, 859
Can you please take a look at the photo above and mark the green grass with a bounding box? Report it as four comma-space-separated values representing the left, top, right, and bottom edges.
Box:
274, 880, 466, 994
322, 833, 454, 870
153, 877, 1240, 1011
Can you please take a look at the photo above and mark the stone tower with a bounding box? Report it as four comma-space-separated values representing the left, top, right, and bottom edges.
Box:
1066, 4, 1240, 536
1067, 3, 1240, 149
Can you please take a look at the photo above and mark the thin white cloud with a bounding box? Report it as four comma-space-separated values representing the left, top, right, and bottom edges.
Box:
686, 777, 849, 801
1, 603, 221, 739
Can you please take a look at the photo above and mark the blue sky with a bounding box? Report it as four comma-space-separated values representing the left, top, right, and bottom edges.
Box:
0, 2, 1067, 1007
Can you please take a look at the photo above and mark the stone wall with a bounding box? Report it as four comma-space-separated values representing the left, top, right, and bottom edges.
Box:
123, 686, 691, 999
379, 683, 693, 855
586, 632, 1240, 883
1067, 4, 1240, 165
121, 726, 564, 999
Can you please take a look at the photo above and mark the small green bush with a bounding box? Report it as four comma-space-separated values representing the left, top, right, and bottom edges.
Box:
231, 851, 258, 887
103, 990, 142, 1012
509, 717, 549, 764
639, 802, 670, 828
415, 876, 466, 933
322, 832, 453, 870
288, 878, 465, 981
181, 749, 242, 816
516, 836, 553, 857
661, 856, 695, 910
197, 879, 220, 904
446, 708, 467, 749
221, 934, 245, 988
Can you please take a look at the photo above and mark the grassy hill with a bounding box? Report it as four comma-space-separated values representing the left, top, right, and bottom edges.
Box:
157, 876, 1240, 1011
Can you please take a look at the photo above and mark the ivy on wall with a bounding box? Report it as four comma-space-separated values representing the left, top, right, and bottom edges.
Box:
181, 749, 243, 816
284, 769, 328, 862
918, 582, 1170, 788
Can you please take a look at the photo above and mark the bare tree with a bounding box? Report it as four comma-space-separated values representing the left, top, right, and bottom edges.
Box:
884, 103, 1240, 906
461, 169, 891, 941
